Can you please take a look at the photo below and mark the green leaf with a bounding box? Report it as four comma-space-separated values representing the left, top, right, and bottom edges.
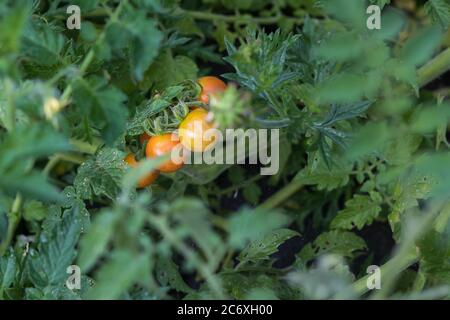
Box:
69, 0, 99, 11
220, 273, 300, 300
140, 51, 198, 91
223, 30, 300, 96
72, 78, 128, 144
21, 22, 66, 67
0, 252, 17, 293
0, 125, 71, 166
78, 209, 119, 273
331, 194, 382, 230
288, 255, 356, 299
0, 172, 65, 203
28, 206, 82, 288
345, 122, 391, 161
0, 125, 70, 202
127, 16, 162, 81
417, 224, 450, 285
104, 6, 163, 81
166, 198, 223, 261
126, 84, 185, 135
315, 72, 380, 104
295, 153, 350, 191
322, 0, 365, 28
40, 187, 90, 237
0, 213, 7, 244
74, 147, 127, 201
410, 103, 450, 134
0, 0, 29, 57
383, 134, 422, 166
399, 25, 443, 68
23, 200, 47, 222
369, 0, 391, 9
242, 182, 262, 205
425, 0, 450, 28
155, 256, 193, 293
295, 231, 367, 268
87, 250, 148, 299
228, 208, 291, 249
238, 228, 300, 264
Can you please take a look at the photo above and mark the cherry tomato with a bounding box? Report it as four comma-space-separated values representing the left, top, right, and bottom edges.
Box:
197, 76, 227, 104
124, 153, 159, 188
146, 133, 184, 173
140, 132, 151, 145
178, 108, 217, 152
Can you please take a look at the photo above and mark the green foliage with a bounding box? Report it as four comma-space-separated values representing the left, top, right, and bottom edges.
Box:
74, 148, 127, 201
238, 229, 300, 265
28, 207, 81, 288
141, 52, 198, 91
0, 0, 449, 301
228, 208, 291, 249
418, 225, 450, 285
72, 78, 128, 144
331, 194, 382, 230
295, 230, 367, 269
425, 0, 450, 28
295, 152, 351, 191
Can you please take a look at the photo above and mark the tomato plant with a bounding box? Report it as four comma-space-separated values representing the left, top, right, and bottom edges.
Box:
0, 0, 450, 302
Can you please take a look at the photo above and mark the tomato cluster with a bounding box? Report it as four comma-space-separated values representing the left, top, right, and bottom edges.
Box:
124, 76, 227, 188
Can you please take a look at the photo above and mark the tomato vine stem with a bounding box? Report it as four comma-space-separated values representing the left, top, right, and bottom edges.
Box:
184, 10, 305, 25
258, 179, 303, 211
0, 194, 23, 256
351, 201, 450, 298
148, 216, 226, 299
418, 47, 450, 87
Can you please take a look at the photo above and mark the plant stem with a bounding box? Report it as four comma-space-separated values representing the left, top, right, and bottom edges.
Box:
149, 216, 226, 299
0, 194, 23, 256
70, 138, 101, 155
258, 178, 303, 210
184, 10, 304, 25
43, 153, 86, 175
352, 249, 418, 297
222, 266, 285, 275
418, 47, 450, 87
219, 174, 264, 195
352, 201, 448, 298
60, 0, 126, 105
43, 139, 99, 175
60, 50, 95, 102
0, 81, 23, 257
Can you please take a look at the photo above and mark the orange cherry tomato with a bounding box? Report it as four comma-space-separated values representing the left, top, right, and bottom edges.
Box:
178, 108, 217, 152
146, 133, 184, 173
197, 76, 227, 104
124, 153, 159, 188
140, 132, 151, 145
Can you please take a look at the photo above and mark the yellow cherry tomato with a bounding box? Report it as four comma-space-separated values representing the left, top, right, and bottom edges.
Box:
178, 108, 217, 152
